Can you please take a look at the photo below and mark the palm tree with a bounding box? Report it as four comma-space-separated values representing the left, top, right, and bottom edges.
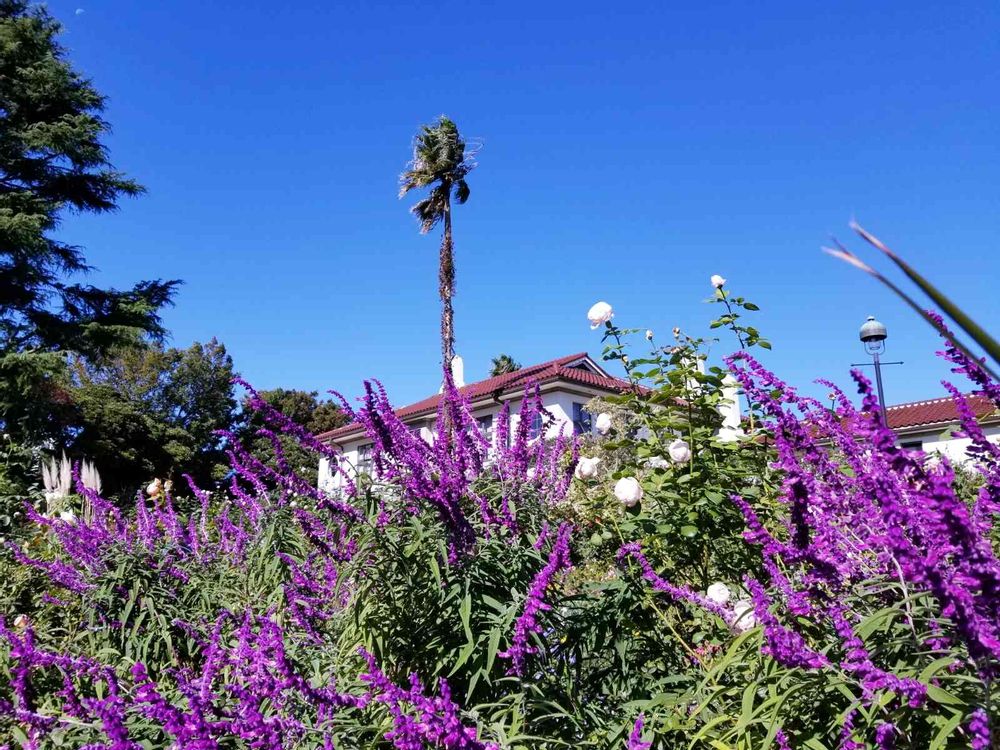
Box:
489, 353, 521, 377
399, 116, 476, 372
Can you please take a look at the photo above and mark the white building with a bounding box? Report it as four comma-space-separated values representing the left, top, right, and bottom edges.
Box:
888, 392, 1000, 462
315, 352, 631, 490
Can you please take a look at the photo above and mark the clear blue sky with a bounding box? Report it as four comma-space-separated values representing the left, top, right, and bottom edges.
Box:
49, 0, 998, 409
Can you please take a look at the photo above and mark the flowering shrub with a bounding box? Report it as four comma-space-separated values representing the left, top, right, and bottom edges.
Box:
0, 281, 997, 749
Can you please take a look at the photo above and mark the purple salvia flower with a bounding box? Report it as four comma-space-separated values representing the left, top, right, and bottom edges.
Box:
627, 714, 651, 750
500, 523, 573, 675
617, 542, 733, 624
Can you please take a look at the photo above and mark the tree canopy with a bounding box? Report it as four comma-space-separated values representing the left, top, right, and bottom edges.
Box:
0, 0, 179, 444
68, 339, 237, 492
489, 353, 521, 376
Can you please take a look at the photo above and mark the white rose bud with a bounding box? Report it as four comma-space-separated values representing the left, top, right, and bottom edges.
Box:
146, 479, 162, 497
595, 412, 613, 435
731, 599, 757, 632
587, 301, 614, 329
13, 614, 30, 630
706, 582, 731, 605
574, 457, 601, 481
711, 274, 727, 289
614, 477, 643, 507
645, 329, 654, 341
668, 439, 692, 464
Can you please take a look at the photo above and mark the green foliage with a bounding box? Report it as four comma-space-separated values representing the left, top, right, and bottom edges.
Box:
2, 284, 996, 749
0, 0, 179, 458
571, 297, 780, 591
489, 354, 521, 377
67, 339, 238, 492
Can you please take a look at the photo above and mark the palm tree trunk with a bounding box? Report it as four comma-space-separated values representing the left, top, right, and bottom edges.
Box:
439, 201, 455, 373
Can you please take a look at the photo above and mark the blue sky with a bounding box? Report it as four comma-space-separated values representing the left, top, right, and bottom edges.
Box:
48, 0, 998, 409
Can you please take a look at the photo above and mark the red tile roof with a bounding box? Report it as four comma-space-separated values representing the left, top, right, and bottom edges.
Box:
317, 352, 630, 444
886, 393, 998, 431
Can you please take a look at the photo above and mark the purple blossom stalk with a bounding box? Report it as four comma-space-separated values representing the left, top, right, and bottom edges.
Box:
627, 714, 651, 750
500, 523, 573, 676
617, 542, 733, 624
359, 648, 496, 750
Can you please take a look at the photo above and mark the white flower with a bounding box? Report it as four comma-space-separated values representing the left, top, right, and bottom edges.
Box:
289, 500, 298, 508
146, 479, 162, 498
706, 582, 731, 605
645, 329, 654, 341
527, 467, 537, 479
644, 456, 670, 470
58, 510, 76, 524
668, 439, 692, 464
574, 457, 601, 480
614, 477, 643, 507
672, 326, 681, 338
710, 274, 727, 289
587, 301, 614, 329
13, 614, 29, 630
731, 599, 757, 632
595, 413, 613, 435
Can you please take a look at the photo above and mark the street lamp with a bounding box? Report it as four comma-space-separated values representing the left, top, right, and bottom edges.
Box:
859, 316, 889, 424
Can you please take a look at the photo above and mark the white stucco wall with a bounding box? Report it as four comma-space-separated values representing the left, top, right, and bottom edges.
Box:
898, 423, 1000, 464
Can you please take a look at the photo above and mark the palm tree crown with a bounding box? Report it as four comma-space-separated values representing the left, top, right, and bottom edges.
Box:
400, 116, 476, 371
489, 354, 521, 377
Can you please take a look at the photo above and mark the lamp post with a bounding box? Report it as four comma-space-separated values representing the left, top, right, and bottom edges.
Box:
859, 316, 889, 424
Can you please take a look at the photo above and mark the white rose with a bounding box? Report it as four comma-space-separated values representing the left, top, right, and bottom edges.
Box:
574, 457, 601, 480
595, 412, 613, 435
587, 301, 614, 329
645, 329, 654, 341
59, 510, 76, 524
668, 439, 692, 464
614, 477, 643, 507
706, 582, 731, 605
146, 479, 162, 497
13, 614, 29, 630
731, 599, 757, 632
710, 274, 727, 289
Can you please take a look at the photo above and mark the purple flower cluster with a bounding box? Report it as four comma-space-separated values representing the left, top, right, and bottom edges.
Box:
359, 648, 497, 750
499, 523, 573, 676
722, 343, 999, 736
342, 375, 577, 550
10, 466, 267, 598
626, 714, 651, 750
1, 613, 363, 749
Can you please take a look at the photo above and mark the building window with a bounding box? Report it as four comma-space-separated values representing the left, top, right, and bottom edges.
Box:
477, 415, 494, 445
528, 412, 544, 440
900, 440, 922, 452
572, 402, 592, 434
357, 443, 373, 475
